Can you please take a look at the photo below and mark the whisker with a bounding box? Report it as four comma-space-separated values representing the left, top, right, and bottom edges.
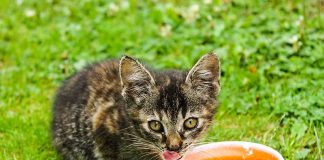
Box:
136, 149, 160, 160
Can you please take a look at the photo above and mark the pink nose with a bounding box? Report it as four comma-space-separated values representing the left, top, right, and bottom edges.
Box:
162, 150, 181, 160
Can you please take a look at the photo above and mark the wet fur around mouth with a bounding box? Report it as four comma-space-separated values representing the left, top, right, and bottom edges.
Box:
52, 53, 221, 160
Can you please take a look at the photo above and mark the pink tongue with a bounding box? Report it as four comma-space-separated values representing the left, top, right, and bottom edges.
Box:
162, 151, 181, 160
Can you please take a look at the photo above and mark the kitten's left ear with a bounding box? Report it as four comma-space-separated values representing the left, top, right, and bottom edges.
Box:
119, 56, 156, 104
185, 53, 221, 97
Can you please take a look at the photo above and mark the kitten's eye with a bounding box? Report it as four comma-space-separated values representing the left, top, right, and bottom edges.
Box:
148, 120, 163, 132
184, 118, 198, 130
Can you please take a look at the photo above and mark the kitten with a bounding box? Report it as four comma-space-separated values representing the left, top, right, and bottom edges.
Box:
52, 53, 221, 160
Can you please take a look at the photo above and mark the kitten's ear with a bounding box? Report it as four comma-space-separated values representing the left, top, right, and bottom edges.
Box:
185, 53, 221, 97
119, 56, 156, 104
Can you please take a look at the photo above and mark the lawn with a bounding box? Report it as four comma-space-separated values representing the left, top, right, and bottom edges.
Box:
0, 0, 323, 159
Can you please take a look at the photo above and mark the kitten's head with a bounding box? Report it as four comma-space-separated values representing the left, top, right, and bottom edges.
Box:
119, 53, 220, 160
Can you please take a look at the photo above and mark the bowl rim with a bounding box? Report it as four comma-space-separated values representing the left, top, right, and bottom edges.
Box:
190, 141, 284, 160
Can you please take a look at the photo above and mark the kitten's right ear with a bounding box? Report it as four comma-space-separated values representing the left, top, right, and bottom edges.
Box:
119, 56, 156, 104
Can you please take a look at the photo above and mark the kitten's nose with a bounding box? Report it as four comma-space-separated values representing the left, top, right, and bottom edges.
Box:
166, 133, 182, 152
168, 143, 181, 151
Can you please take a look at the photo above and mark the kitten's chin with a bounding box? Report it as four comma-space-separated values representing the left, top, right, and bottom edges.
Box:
162, 151, 182, 160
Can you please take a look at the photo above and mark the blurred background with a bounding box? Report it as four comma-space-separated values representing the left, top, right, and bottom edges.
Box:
0, 0, 323, 159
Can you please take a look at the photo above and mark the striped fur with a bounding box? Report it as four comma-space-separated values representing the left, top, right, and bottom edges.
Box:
52, 53, 221, 160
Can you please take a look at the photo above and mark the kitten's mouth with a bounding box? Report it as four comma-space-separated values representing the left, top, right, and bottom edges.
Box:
162, 150, 182, 160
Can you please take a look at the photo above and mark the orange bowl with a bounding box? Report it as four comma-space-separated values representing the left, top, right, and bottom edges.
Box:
182, 141, 284, 160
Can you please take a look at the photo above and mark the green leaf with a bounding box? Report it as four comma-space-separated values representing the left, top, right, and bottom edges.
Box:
290, 119, 308, 140
295, 148, 310, 159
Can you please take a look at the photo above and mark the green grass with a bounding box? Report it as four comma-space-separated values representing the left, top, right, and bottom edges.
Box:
0, 0, 323, 159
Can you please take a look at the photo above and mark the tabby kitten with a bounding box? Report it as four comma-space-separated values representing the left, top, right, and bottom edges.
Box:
52, 53, 221, 160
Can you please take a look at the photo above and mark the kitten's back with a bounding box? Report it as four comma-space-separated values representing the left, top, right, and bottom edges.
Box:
52, 60, 122, 159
